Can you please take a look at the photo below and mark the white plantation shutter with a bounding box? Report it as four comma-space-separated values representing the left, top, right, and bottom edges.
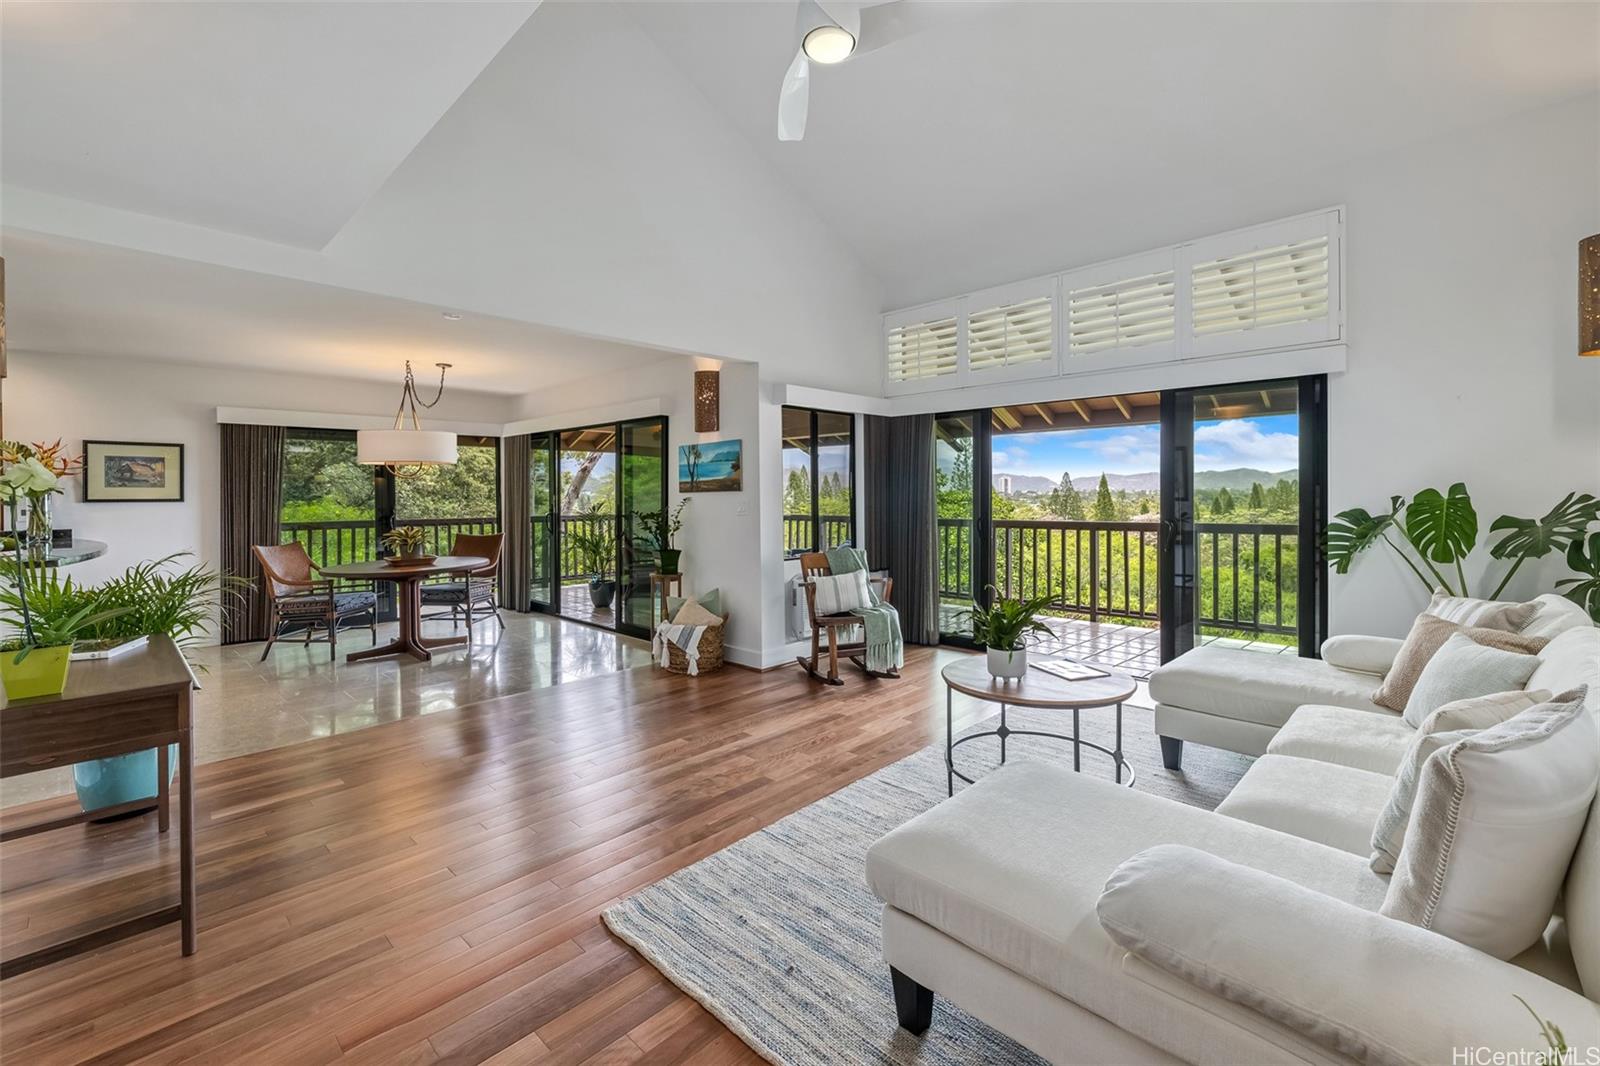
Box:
1067, 271, 1175, 353
884, 312, 959, 389
881, 208, 1342, 392
1184, 212, 1341, 358
966, 294, 1054, 376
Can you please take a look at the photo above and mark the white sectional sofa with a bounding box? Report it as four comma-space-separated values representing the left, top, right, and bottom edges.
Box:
866, 597, 1600, 1065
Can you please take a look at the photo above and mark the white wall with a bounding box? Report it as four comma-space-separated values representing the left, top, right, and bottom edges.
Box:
8, 352, 513, 589
1324, 94, 1600, 635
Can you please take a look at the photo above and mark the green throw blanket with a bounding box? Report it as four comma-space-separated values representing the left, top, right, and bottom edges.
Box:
824, 546, 903, 674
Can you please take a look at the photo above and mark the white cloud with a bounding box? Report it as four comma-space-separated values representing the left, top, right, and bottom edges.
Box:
1192, 420, 1298, 470
1091, 432, 1160, 474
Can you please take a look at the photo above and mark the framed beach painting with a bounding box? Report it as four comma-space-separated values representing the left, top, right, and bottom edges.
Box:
679, 439, 742, 492
83, 440, 185, 502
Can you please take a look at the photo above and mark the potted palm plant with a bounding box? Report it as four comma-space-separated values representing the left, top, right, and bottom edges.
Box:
567, 506, 618, 607
960, 588, 1054, 679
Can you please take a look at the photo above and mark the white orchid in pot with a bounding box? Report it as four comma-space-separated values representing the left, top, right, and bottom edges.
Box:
1, 439, 83, 558
0, 441, 121, 699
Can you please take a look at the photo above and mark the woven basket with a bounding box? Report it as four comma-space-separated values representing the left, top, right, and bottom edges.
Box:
662, 615, 728, 675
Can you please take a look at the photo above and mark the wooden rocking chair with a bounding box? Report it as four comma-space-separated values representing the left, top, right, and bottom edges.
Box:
795, 552, 899, 686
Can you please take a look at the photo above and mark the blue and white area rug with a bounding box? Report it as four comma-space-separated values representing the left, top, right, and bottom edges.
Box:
603, 704, 1251, 1065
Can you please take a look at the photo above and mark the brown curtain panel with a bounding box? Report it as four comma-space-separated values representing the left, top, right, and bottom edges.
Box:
864, 413, 938, 644
219, 423, 286, 644
499, 433, 532, 612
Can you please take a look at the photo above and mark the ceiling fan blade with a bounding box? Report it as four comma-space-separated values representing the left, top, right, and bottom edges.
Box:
813, 0, 860, 41
856, 0, 985, 55
777, 47, 810, 141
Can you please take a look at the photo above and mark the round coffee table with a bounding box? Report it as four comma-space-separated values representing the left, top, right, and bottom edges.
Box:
941, 656, 1138, 795
319, 556, 490, 663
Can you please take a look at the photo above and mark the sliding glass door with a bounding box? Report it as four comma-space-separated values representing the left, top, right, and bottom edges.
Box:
933, 377, 1326, 670
620, 419, 666, 632
935, 413, 989, 643
529, 432, 556, 608
525, 417, 669, 639
1160, 376, 1327, 661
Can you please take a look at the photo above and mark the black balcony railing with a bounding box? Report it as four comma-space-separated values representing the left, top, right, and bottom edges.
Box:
783, 514, 854, 555
281, 516, 500, 585
937, 517, 1297, 636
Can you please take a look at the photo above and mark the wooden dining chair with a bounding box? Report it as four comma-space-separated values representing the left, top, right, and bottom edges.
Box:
420, 532, 504, 638
794, 552, 896, 686
252, 542, 377, 662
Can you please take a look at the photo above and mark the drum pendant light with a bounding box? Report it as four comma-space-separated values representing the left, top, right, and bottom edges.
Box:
357, 362, 458, 477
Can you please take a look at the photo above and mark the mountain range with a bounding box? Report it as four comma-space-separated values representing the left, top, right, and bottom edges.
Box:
992, 468, 1296, 496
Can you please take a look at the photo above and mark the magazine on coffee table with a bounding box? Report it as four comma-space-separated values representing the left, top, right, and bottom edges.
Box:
1031, 658, 1109, 682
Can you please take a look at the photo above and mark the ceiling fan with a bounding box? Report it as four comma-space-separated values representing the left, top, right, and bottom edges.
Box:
777, 0, 948, 141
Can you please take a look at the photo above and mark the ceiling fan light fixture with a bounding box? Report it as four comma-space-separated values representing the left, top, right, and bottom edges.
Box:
803, 23, 855, 64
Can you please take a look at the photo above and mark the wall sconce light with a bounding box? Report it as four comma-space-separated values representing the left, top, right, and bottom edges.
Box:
694, 370, 720, 432
1582, 235, 1599, 358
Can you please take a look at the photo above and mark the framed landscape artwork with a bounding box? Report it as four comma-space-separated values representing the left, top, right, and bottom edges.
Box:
678, 439, 742, 492
83, 440, 185, 502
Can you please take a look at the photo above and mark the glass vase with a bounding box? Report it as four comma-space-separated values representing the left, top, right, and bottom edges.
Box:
26, 493, 52, 559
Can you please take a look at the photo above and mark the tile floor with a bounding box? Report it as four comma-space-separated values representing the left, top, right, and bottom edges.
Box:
938, 604, 1295, 679
0, 610, 654, 809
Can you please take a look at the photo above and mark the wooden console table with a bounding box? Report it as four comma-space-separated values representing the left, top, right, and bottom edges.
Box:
0, 635, 196, 978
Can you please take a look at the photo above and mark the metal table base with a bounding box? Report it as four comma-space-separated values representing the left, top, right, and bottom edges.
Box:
946, 687, 1134, 796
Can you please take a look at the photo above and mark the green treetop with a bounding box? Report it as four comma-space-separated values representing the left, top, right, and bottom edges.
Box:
1092, 474, 1118, 522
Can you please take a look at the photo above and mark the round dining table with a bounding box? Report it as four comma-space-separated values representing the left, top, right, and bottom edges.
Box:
319, 555, 490, 663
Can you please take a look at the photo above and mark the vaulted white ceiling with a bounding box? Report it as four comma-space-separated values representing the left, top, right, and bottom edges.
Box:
624, 0, 1600, 307
3, 1, 1596, 394
2, 1, 536, 248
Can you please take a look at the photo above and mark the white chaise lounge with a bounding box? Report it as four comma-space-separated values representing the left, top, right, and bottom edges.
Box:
866, 598, 1600, 1065
1148, 593, 1583, 769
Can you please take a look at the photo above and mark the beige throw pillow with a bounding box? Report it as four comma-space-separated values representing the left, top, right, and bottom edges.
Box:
1381, 688, 1597, 960
670, 597, 723, 627
1368, 689, 1549, 874
1402, 633, 1543, 726
1425, 590, 1539, 631
1371, 613, 1547, 713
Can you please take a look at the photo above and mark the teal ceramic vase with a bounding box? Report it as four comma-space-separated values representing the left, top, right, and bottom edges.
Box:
74, 745, 179, 813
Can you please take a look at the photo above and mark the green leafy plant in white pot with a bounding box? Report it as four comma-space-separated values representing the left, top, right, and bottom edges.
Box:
960, 588, 1054, 679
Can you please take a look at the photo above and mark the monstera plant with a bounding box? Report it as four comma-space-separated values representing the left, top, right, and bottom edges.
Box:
1326, 487, 1600, 620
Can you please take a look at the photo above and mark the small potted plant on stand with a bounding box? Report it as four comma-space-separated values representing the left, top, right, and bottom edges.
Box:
961, 588, 1054, 680
641, 499, 689, 575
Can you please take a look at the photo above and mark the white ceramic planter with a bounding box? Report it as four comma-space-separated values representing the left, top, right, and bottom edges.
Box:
986, 645, 1027, 679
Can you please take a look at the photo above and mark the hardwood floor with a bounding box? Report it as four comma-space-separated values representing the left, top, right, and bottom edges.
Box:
0, 644, 988, 1065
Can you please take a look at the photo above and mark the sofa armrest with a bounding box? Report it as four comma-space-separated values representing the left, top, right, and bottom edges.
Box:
1320, 634, 1405, 677
1097, 845, 1599, 1066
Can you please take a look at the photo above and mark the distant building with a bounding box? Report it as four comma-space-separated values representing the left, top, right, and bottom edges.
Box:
998, 475, 1012, 495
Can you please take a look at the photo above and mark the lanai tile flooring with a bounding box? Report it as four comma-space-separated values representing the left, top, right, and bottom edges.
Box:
938, 605, 1294, 680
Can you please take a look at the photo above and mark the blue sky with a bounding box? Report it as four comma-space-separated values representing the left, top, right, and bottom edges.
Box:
989, 414, 1299, 479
